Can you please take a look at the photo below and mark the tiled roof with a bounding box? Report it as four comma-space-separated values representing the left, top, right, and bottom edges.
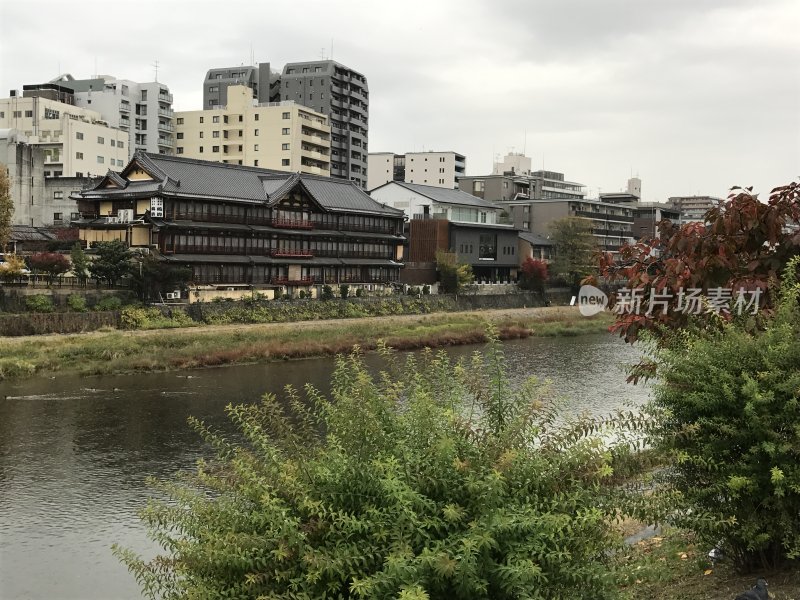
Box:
518, 231, 554, 246
86, 152, 404, 217
10, 225, 57, 242
380, 182, 497, 209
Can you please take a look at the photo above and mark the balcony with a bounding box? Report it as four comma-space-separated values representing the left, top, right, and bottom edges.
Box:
300, 165, 328, 177
158, 122, 174, 132
158, 92, 174, 103
175, 245, 245, 255
574, 210, 634, 223
119, 102, 131, 113
157, 137, 174, 147
271, 217, 314, 230
270, 276, 315, 286
157, 108, 173, 118
301, 133, 329, 147
270, 248, 313, 258
338, 222, 397, 235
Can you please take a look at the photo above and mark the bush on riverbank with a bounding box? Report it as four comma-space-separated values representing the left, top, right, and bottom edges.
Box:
120, 306, 196, 330
115, 333, 647, 599
644, 257, 800, 572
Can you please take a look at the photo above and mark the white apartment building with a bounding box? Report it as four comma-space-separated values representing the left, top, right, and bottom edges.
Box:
31, 75, 175, 159
367, 151, 466, 190
174, 85, 330, 176
492, 152, 532, 176
0, 94, 128, 178
370, 181, 499, 224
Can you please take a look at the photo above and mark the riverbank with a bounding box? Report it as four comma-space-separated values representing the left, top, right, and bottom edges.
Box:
0, 306, 613, 381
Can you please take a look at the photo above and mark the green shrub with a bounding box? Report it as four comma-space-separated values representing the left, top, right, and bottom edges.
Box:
94, 295, 123, 311
120, 306, 196, 330
422, 284, 431, 295
25, 294, 54, 313
355, 287, 364, 298
339, 283, 350, 299
321, 285, 334, 300
115, 334, 643, 599
298, 290, 307, 299
66, 294, 88, 312
646, 256, 800, 571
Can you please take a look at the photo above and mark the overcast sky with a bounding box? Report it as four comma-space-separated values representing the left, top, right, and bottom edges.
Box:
1, 0, 798, 201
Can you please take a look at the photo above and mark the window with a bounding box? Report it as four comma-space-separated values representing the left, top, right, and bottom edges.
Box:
75, 152, 83, 159
523, 221, 529, 229
177, 117, 184, 125
281, 128, 290, 135
254, 160, 259, 166
111, 139, 116, 147
254, 129, 259, 136
199, 146, 204, 153
53, 191, 64, 199
176, 132, 183, 139
76, 132, 84, 140
97, 156, 104, 164
54, 212, 63, 221
212, 131, 220, 138
223, 116, 228, 124
212, 115, 219, 123
212, 145, 219, 152
177, 147, 184, 154
25, 110, 33, 117
282, 159, 290, 166
478, 234, 497, 260
199, 116, 204, 123
253, 144, 259, 151
12, 111, 21, 117
199, 132, 204, 138
480, 212, 487, 223
0, 112, 3, 118
282, 112, 290, 119
254, 113, 259, 121
238, 115, 243, 122
281, 143, 290, 150
208, 86, 218, 92
118, 141, 124, 149
97, 136, 104, 144
141, 90, 148, 101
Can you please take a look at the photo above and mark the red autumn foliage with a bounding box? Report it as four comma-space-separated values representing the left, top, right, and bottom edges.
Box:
594, 182, 800, 345
28, 252, 70, 280
519, 258, 548, 291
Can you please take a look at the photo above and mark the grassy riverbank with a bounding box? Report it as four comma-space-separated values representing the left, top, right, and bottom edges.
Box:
0, 307, 613, 381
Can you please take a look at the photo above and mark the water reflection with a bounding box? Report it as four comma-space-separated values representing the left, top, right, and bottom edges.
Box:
0, 334, 647, 599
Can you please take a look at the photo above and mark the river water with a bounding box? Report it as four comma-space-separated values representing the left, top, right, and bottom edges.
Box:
0, 334, 649, 600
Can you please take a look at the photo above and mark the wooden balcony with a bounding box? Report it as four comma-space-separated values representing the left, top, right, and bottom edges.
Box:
270, 277, 315, 286
271, 218, 314, 230
269, 249, 313, 258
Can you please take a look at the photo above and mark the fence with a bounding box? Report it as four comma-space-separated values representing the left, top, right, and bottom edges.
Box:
0, 311, 120, 337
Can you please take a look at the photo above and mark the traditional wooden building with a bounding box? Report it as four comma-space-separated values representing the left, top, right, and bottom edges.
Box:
73, 152, 404, 297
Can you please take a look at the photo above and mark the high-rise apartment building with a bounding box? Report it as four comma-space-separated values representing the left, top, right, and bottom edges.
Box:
0, 93, 129, 178
25, 74, 175, 158
201, 60, 368, 187
667, 195, 722, 224
367, 151, 466, 190
175, 85, 330, 176
203, 63, 281, 108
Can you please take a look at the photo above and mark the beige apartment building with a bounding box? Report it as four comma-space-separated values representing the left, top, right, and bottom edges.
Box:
0, 93, 129, 177
367, 151, 466, 190
174, 85, 330, 176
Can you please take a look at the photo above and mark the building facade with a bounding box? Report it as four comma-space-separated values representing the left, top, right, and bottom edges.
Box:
370, 181, 500, 225
74, 153, 404, 296
0, 95, 128, 178
667, 195, 722, 224
27, 74, 175, 158
502, 198, 635, 253
492, 152, 532, 176
459, 170, 586, 203
367, 151, 466, 190
175, 85, 330, 176
203, 63, 280, 108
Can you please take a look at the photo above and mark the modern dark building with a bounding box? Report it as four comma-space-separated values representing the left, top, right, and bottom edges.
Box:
202, 60, 369, 188
459, 170, 586, 203
203, 63, 281, 108
73, 152, 404, 300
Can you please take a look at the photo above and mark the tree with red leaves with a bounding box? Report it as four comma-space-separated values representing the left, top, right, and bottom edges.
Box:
519, 258, 548, 293
28, 252, 70, 286
595, 182, 800, 348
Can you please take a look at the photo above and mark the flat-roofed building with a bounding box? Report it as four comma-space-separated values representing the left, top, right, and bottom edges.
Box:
175, 85, 330, 176
367, 151, 466, 190
667, 195, 723, 224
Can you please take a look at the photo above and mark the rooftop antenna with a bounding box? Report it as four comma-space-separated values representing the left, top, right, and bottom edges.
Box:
153, 59, 160, 82
320, 47, 327, 60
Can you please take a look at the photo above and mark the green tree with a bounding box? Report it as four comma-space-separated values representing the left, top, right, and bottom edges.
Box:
89, 240, 132, 287
28, 252, 70, 286
70, 243, 90, 287
115, 336, 644, 599
0, 166, 12, 253
549, 217, 597, 293
645, 257, 800, 572
436, 250, 473, 294
130, 255, 192, 302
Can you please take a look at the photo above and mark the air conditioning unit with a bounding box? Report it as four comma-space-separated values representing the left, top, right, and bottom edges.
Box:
106, 216, 119, 224
117, 209, 134, 223
165, 292, 177, 300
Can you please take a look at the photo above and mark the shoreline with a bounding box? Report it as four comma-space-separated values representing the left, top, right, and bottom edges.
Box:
0, 307, 613, 381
